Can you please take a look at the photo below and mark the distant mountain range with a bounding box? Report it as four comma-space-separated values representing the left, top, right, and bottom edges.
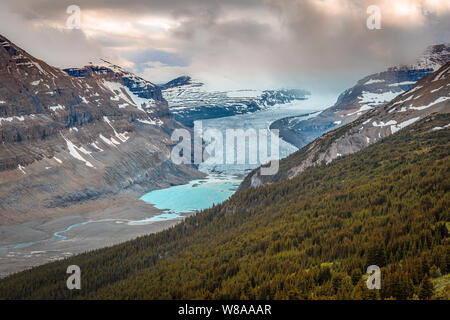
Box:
159, 75, 310, 127
272, 43, 450, 149
243, 60, 450, 188
0, 34, 202, 224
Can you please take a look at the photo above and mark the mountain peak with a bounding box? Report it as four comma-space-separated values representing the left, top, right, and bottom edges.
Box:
390, 43, 450, 72
160, 76, 193, 89
0, 35, 201, 226
241, 61, 450, 189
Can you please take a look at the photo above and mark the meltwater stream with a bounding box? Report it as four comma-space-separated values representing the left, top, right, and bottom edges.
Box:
0, 176, 241, 251
1, 101, 320, 252
0, 216, 183, 250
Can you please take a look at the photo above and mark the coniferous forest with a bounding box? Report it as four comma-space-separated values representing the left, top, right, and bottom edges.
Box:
0, 114, 449, 300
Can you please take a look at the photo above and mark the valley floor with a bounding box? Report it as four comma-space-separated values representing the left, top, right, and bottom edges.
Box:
0, 99, 327, 279
0, 200, 184, 278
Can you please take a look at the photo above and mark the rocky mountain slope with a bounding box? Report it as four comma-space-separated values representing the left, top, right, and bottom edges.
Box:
242, 60, 450, 189
273, 44, 450, 149
0, 35, 202, 224
160, 76, 310, 127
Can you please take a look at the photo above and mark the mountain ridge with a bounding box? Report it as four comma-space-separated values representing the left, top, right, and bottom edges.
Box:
247, 60, 450, 189
273, 43, 450, 149
0, 34, 203, 224
160, 75, 310, 127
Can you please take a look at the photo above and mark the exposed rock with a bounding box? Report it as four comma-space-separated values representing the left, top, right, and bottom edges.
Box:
275, 43, 450, 149
159, 76, 192, 90
160, 76, 310, 127
0, 34, 204, 224
241, 61, 450, 189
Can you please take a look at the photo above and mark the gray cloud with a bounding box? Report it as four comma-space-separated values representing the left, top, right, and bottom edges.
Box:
9, 0, 263, 20
1, 0, 449, 105
123, 49, 190, 73
0, 2, 103, 68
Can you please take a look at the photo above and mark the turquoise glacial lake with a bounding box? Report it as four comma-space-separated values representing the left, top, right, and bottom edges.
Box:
140, 175, 242, 214
0, 175, 242, 251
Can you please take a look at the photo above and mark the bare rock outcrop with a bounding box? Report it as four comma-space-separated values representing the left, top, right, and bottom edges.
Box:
0, 34, 203, 224
241, 61, 450, 189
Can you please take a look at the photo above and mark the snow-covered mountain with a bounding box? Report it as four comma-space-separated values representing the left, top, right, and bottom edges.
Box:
64, 60, 167, 125
160, 76, 310, 126
242, 61, 450, 189
0, 34, 202, 224
274, 43, 450, 148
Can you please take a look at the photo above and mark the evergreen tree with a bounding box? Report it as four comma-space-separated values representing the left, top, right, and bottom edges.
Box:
351, 269, 362, 286
418, 275, 434, 300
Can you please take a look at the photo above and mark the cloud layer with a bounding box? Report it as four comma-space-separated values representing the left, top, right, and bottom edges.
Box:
1, 0, 449, 105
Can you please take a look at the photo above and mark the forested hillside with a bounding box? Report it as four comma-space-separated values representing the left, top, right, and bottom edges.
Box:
1, 114, 449, 300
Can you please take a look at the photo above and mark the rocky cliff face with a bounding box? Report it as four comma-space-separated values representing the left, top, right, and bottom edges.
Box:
64, 60, 168, 118
0, 35, 203, 224
160, 76, 310, 127
275, 44, 450, 149
242, 61, 450, 189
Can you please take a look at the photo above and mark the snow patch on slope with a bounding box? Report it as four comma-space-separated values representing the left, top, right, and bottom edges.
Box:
102, 80, 156, 111
410, 96, 450, 111
359, 91, 399, 107
364, 79, 385, 85
49, 104, 65, 112
390, 117, 421, 134
61, 134, 94, 168
103, 117, 129, 142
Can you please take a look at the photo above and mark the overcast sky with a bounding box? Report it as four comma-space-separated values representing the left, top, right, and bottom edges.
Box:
1, 0, 449, 106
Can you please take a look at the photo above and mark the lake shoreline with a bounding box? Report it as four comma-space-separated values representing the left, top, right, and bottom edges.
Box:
0, 173, 242, 278
1, 101, 324, 278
